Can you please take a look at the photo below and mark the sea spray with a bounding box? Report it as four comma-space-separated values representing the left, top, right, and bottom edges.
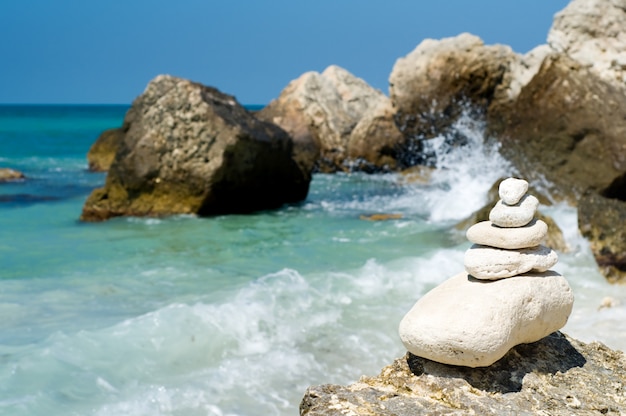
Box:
418, 110, 514, 222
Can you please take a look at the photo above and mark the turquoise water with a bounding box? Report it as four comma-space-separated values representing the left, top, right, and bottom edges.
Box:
1, 105, 624, 415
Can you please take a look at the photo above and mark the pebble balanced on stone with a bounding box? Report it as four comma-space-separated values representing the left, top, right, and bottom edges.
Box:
399, 178, 574, 367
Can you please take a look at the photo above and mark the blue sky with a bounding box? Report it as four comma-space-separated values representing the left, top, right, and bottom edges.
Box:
1, 0, 569, 105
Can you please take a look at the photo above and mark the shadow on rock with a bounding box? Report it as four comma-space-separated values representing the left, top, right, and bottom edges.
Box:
407, 331, 585, 393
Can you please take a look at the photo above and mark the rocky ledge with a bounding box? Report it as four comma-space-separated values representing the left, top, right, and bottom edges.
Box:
301, 332, 626, 415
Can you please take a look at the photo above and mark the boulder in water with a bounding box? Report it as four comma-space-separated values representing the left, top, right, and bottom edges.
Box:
81, 75, 311, 221
256, 65, 399, 172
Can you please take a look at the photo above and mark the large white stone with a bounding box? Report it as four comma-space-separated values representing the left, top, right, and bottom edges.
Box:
489, 194, 539, 228
499, 177, 529, 205
464, 244, 558, 279
398, 271, 574, 367
466, 219, 547, 249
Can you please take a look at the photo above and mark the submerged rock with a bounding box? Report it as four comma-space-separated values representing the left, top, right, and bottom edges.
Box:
0, 168, 25, 182
81, 75, 310, 221
300, 332, 626, 415
578, 188, 626, 283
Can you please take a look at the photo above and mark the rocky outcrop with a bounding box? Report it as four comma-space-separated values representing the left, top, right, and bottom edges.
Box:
346, 99, 405, 171
81, 75, 311, 221
548, 0, 626, 88
578, 180, 626, 283
489, 54, 626, 202
257, 65, 401, 172
389, 33, 543, 143
87, 128, 125, 171
300, 332, 626, 415
0, 168, 25, 182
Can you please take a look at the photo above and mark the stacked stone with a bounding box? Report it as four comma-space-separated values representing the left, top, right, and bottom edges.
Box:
464, 178, 558, 279
399, 177, 574, 368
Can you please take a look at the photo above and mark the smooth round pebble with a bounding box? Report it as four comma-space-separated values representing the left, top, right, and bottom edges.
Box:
499, 178, 529, 205
466, 219, 547, 249
489, 194, 539, 228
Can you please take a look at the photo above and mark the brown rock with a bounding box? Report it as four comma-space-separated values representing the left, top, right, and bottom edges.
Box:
489, 54, 626, 203
81, 75, 310, 221
87, 128, 125, 171
578, 187, 626, 283
300, 332, 626, 415
0, 168, 25, 182
347, 100, 405, 171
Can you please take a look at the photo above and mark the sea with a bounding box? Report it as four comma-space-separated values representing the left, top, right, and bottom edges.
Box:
1, 104, 625, 416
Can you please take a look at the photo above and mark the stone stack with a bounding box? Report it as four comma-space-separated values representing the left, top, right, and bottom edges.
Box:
399, 178, 574, 368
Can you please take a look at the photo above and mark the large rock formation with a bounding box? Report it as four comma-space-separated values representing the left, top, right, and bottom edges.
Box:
300, 332, 626, 415
257, 65, 402, 172
489, 54, 626, 202
389, 33, 545, 143
87, 128, 125, 172
81, 75, 311, 221
548, 0, 626, 88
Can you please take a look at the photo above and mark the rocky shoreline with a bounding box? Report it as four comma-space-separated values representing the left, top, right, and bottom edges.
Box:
300, 332, 626, 415
72, 0, 626, 413
83, 0, 626, 283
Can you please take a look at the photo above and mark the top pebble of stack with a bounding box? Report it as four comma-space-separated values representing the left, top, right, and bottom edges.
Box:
499, 177, 528, 205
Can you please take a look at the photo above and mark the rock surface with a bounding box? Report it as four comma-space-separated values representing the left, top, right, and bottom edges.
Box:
257, 65, 397, 172
466, 219, 548, 250
498, 177, 529, 205
489, 194, 538, 227
489, 53, 626, 202
300, 332, 626, 415
548, 0, 626, 88
398, 271, 573, 367
464, 245, 558, 279
346, 99, 405, 171
578, 188, 626, 283
0, 168, 25, 182
87, 127, 125, 171
81, 75, 310, 221
389, 33, 537, 142
455, 178, 568, 253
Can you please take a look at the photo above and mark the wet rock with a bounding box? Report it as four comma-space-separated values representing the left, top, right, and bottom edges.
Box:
578, 189, 626, 283
0, 168, 25, 182
301, 332, 626, 415
81, 75, 310, 221
87, 128, 125, 172
346, 99, 405, 171
389, 33, 540, 142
